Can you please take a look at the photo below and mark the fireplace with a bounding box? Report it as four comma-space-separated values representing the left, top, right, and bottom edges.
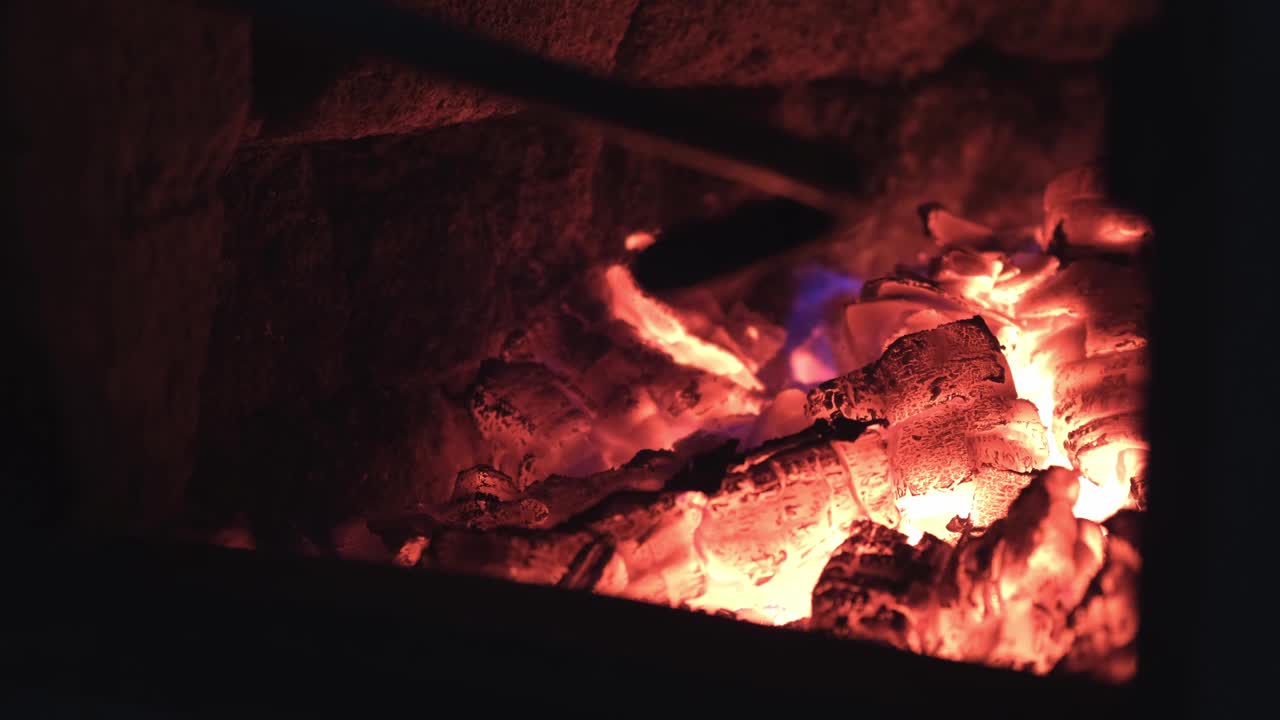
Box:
3, 0, 1271, 715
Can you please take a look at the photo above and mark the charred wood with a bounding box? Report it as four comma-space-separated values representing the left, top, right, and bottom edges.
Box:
380, 426, 903, 622
808, 317, 1048, 529
1058, 510, 1141, 682
811, 468, 1128, 677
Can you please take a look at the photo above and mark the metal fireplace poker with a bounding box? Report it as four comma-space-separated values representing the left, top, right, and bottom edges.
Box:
222, 0, 868, 293
221, 0, 868, 217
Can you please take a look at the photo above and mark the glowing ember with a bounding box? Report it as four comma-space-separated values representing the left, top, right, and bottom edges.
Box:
897, 484, 975, 544
917, 242, 1137, 525
789, 329, 838, 385
605, 265, 763, 391
354, 166, 1148, 683
624, 231, 657, 251
1073, 474, 1134, 522
997, 324, 1072, 467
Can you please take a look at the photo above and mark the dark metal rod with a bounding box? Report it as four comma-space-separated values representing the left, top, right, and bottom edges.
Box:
224, 0, 865, 215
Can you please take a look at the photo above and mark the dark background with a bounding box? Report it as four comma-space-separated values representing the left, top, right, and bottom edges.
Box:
1113, 1, 1280, 716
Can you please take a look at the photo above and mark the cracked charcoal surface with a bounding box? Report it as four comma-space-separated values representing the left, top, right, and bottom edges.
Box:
812, 468, 1117, 674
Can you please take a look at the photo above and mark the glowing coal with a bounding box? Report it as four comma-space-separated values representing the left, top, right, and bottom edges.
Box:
343, 165, 1147, 682
605, 264, 764, 392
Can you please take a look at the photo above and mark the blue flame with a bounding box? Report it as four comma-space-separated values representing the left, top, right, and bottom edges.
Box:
783, 265, 863, 384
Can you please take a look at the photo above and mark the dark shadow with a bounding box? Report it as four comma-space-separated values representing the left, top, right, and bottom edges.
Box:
1105, 3, 1277, 716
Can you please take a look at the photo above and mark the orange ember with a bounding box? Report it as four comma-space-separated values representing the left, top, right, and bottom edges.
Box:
624, 231, 658, 252
605, 265, 764, 391
316, 166, 1148, 683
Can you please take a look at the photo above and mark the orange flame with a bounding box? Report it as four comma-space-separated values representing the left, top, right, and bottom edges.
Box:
897, 484, 977, 545
948, 256, 1130, 525
996, 323, 1072, 468
605, 265, 763, 391
624, 231, 657, 251
596, 243, 1134, 629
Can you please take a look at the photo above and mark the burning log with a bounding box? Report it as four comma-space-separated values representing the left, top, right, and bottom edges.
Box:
452, 451, 683, 531
811, 468, 1123, 677
1013, 167, 1151, 505
384, 425, 902, 624
808, 317, 1049, 530
468, 359, 602, 487
808, 520, 950, 650
344, 168, 1148, 681
429, 524, 604, 588
934, 468, 1106, 673
422, 490, 709, 603
930, 248, 1062, 310
808, 316, 1015, 425
485, 269, 770, 472
1059, 511, 1141, 682
1020, 257, 1150, 507
373, 448, 686, 538
829, 167, 1151, 511
1044, 166, 1152, 254
836, 276, 981, 372
689, 427, 899, 621
919, 204, 1000, 250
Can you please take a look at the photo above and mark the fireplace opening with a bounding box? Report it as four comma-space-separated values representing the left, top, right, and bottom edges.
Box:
7, 0, 1269, 714
359, 165, 1150, 678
